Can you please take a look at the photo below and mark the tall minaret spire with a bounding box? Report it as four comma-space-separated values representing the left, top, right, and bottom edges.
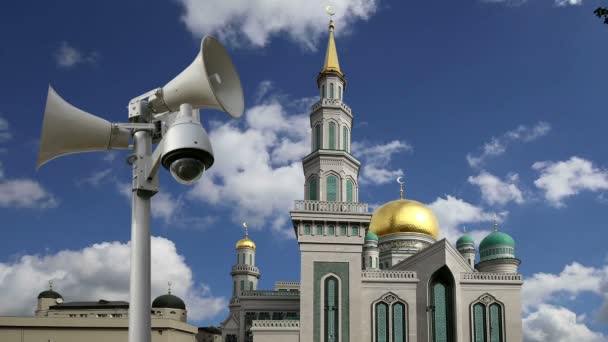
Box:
321, 6, 342, 76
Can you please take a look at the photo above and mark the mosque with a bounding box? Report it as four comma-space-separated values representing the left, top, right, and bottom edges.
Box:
220, 19, 523, 342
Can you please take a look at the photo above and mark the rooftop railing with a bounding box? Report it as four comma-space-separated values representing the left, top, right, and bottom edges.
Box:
311, 98, 351, 114
461, 273, 522, 281
293, 200, 368, 214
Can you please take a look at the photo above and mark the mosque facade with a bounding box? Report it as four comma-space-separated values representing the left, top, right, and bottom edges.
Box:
220, 19, 523, 342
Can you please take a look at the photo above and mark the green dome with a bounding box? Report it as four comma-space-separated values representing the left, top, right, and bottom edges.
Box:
38, 290, 62, 299
365, 231, 378, 241
152, 294, 186, 310
456, 234, 474, 246
479, 231, 515, 250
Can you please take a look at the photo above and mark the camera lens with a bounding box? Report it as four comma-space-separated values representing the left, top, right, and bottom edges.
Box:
169, 158, 205, 185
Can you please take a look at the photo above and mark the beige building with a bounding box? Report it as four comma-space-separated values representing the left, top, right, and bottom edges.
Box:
0, 285, 198, 342
221, 18, 523, 342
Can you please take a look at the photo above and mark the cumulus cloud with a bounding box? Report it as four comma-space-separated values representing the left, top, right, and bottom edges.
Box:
468, 171, 524, 206
467, 122, 551, 168
0, 237, 226, 321
427, 195, 503, 243
352, 140, 412, 185
0, 116, 10, 143
175, 0, 379, 49
532, 156, 608, 207
0, 179, 58, 209
54, 41, 99, 68
523, 304, 606, 342
114, 181, 183, 225
555, 0, 583, 6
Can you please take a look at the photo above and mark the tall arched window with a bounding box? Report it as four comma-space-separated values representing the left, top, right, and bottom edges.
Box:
325, 276, 339, 342
430, 267, 454, 342
489, 304, 503, 342
346, 180, 354, 202
470, 295, 504, 342
322, 85, 326, 98
329, 83, 335, 99
326, 175, 338, 201
338, 86, 342, 100
249, 281, 253, 291
376, 302, 389, 342
309, 177, 318, 200
328, 122, 336, 149
249, 254, 252, 265
368, 256, 372, 269
343, 127, 349, 151
392, 302, 406, 342
473, 303, 486, 342
240, 280, 245, 292
315, 124, 322, 150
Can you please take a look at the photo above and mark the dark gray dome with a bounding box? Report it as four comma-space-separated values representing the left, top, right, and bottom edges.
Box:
152, 294, 185, 310
38, 290, 62, 299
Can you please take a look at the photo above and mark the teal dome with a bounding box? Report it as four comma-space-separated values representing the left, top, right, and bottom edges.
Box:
479, 231, 515, 250
365, 231, 378, 241
456, 234, 474, 246
152, 294, 186, 310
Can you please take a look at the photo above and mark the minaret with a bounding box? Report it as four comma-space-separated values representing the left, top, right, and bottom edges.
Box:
36, 280, 63, 316
477, 221, 520, 273
363, 231, 380, 269
302, 17, 360, 203
456, 227, 476, 268
230, 223, 260, 298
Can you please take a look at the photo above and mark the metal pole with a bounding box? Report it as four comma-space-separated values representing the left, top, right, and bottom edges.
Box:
129, 130, 152, 342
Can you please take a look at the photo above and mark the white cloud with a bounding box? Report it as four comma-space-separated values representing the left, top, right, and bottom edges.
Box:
467, 122, 551, 168
468, 171, 524, 206
0, 237, 226, 322
427, 195, 503, 243
175, 0, 379, 49
532, 156, 608, 207
115, 181, 183, 225
76, 168, 113, 187
187, 83, 311, 238
352, 140, 412, 185
0, 116, 10, 143
555, 0, 583, 6
523, 304, 606, 342
0, 179, 58, 209
54, 41, 99, 68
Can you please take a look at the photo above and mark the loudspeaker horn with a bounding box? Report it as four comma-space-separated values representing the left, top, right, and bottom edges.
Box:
161, 36, 244, 118
37, 86, 131, 169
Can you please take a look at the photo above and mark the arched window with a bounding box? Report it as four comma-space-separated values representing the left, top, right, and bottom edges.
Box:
233, 281, 236, 296
315, 124, 322, 150
329, 83, 334, 99
240, 280, 245, 292
249, 254, 252, 265
249, 281, 253, 291
343, 127, 349, 151
473, 303, 486, 342
326, 175, 338, 201
322, 85, 326, 98
430, 267, 454, 342
338, 86, 342, 100
489, 304, 503, 342
316, 224, 324, 235
346, 180, 354, 202
328, 122, 336, 149
304, 224, 311, 235
328, 225, 335, 235
392, 302, 406, 342
470, 295, 504, 342
376, 302, 389, 342
325, 276, 339, 342
309, 177, 318, 200
368, 256, 372, 269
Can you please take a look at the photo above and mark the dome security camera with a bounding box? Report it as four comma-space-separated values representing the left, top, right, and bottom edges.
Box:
160, 107, 214, 185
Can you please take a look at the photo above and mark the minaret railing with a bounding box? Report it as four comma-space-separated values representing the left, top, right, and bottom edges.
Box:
293, 200, 368, 213
310, 99, 351, 114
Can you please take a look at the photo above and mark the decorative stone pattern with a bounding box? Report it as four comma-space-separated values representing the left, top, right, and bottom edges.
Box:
378, 240, 430, 252
240, 290, 300, 297
361, 270, 417, 279
461, 273, 522, 281
311, 98, 352, 115
251, 320, 300, 328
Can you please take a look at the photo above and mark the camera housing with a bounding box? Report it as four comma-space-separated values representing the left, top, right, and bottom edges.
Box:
160, 112, 214, 185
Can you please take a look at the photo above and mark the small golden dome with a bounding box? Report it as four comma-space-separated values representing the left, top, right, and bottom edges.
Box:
370, 199, 439, 239
236, 237, 256, 250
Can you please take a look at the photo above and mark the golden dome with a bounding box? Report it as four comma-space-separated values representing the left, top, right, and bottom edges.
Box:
236, 237, 256, 250
370, 199, 439, 239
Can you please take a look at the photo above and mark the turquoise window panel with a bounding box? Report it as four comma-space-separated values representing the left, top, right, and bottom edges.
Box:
310, 177, 318, 200
490, 304, 502, 342
304, 225, 311, 235
393, 303, 406, 342
328, 225, 335, 235
330, 83, 334, 99
315, 124, 322, 150
316, 224, 324, 235
433, 283, 448, 342
346, 180, 353, 202
368, 256, 372, 268
322, 85, 326, 98
325, 277, 339, 342
352, 226, 359, 236
240, 280, 244, 292
326, 176, 338, 201
339, 86, 342, 100
376, 302, 388, 342
343, 127, 348, 151
249, 281, 253, 290
340, 225, 347, 235
474, 303, 486, 342
233, 281, 236, 296
329, 122, 336, 149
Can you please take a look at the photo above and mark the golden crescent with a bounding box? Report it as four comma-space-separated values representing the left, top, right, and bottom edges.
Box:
396, 176, 404, 184
325, 5, 335, 15
242, 222, 248, 228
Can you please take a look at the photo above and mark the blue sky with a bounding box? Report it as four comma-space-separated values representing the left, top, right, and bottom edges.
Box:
1, 0, 608, 340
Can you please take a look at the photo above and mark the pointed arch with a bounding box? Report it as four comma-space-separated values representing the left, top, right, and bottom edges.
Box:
309, 175, 319, 201
330, 83, 335, 99
470, 294, 505, 342
429, 266, 455, 342
342, 126, 349, 152
328, 122, 336, 149
315, 123, 322, 150
325, 172, 340, 202
320, 273, 342, 342
371, 293, 408, 342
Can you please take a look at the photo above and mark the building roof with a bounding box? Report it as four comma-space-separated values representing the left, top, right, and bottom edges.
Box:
456, 234, 474, 246
198, 326, 222, 334
37, 290, 63, 299
479, 231, 515, 250
152, 294, 186, 310
365, 231, 379, 241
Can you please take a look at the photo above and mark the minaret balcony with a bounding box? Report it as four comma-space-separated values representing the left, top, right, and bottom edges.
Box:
231, 264, 260, 276
293, 200, 368, 214
311, 98, 351, 115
